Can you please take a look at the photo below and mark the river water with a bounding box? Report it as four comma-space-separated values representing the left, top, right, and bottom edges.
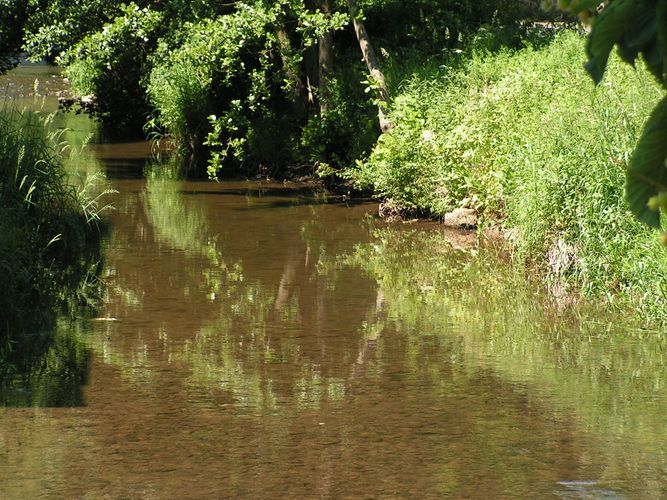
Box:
1, 64, 666, 498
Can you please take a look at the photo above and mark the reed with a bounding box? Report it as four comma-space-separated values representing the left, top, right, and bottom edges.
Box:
0, 106, 103, 338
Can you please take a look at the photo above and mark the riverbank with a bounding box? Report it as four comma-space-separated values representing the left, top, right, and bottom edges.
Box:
0, 106, 102, 340
347, 30, 667, 323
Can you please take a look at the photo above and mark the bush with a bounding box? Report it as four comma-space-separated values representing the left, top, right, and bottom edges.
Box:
60, 3, 164, 135
347, 30, 667, 320
146, 7, 281, 175
299, 63, 379, 172
359, 0, 538, 54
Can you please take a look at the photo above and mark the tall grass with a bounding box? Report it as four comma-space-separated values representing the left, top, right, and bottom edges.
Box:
0, 107, 102, 338
347, 31, 667, 322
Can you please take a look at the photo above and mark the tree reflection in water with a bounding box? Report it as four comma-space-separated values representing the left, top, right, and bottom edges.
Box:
1, 320, 91, 407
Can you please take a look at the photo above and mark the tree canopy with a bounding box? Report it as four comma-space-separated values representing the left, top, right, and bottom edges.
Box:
2, 0, 534, 175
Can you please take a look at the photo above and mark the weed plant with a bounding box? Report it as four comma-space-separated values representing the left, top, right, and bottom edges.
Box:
347, 31, 667, 321
0, 106, 102, 339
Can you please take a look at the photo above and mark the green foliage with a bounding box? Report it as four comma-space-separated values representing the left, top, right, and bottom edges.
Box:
560, 0, 667, 229
147, 1, 352, 176
22, 0, 117, 62
358, 0, 535, 53
0, 0, 28, 73
18, 0, 542, 176
627, 97, 667, 226
0, 107, 101, 338
58, 3, 164, 134
147, 7, 276, 172
347, 31, 667, 317
300, 67, 378, 169
21, 0, 230, 63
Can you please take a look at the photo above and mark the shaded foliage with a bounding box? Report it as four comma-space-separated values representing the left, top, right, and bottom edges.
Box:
0, 108, 102, 339
0, 0, 28, 73
60, 3, 164, 134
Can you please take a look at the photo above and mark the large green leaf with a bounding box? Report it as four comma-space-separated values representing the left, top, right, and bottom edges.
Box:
657, 0, 667, 87
626, 96, 667, 227
585, 0, 638, 83
615, 8, 655, 66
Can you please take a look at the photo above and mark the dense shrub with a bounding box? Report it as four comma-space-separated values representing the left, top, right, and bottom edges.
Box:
360, 0, 537, 53
22, 0, 117, 62
347, 31, 667, 319
18, 0, 542, 176
59, 3, 164, 135
0, 0, 27, 73
299, 61, 379, 172
146, 8, 276, 172
147, 2, 350, 176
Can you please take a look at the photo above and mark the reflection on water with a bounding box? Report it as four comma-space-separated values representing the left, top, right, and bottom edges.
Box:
0, 320, 90, 408
1, 63, 666, 498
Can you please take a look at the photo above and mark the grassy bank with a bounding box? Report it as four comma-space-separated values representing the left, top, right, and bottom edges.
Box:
347, 30, 667, 322
0, 108, 102, 340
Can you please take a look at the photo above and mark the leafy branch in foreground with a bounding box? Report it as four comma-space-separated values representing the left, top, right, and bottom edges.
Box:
560, 0, 666, 230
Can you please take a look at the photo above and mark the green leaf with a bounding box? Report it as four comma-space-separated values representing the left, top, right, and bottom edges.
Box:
657, 0, 667, 86
585, 0, 637, 83
615, 8, 655, 66
626, 96, 667, 228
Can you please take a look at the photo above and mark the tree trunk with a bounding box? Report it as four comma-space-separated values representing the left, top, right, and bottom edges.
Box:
318, 0, 333, 114
348, 0, 392, 132
275, 22, 307, 120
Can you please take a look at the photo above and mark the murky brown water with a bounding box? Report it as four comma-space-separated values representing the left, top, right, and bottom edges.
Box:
2, 64, 666, 498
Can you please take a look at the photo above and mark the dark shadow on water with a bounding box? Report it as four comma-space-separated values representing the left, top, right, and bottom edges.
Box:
0, 322, 92, 407
179, 186, 326, 198
228, 198, 374, 210
179, 187, 374, 209
99, 159, 149, 180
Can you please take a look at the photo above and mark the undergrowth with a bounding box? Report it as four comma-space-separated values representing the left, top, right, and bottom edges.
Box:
347, 30, 667, 322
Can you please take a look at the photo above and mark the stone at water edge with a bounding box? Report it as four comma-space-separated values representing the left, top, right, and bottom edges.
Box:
443, 207, 477, 230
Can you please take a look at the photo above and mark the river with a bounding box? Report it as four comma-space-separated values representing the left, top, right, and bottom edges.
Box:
1, 63, 666, 498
